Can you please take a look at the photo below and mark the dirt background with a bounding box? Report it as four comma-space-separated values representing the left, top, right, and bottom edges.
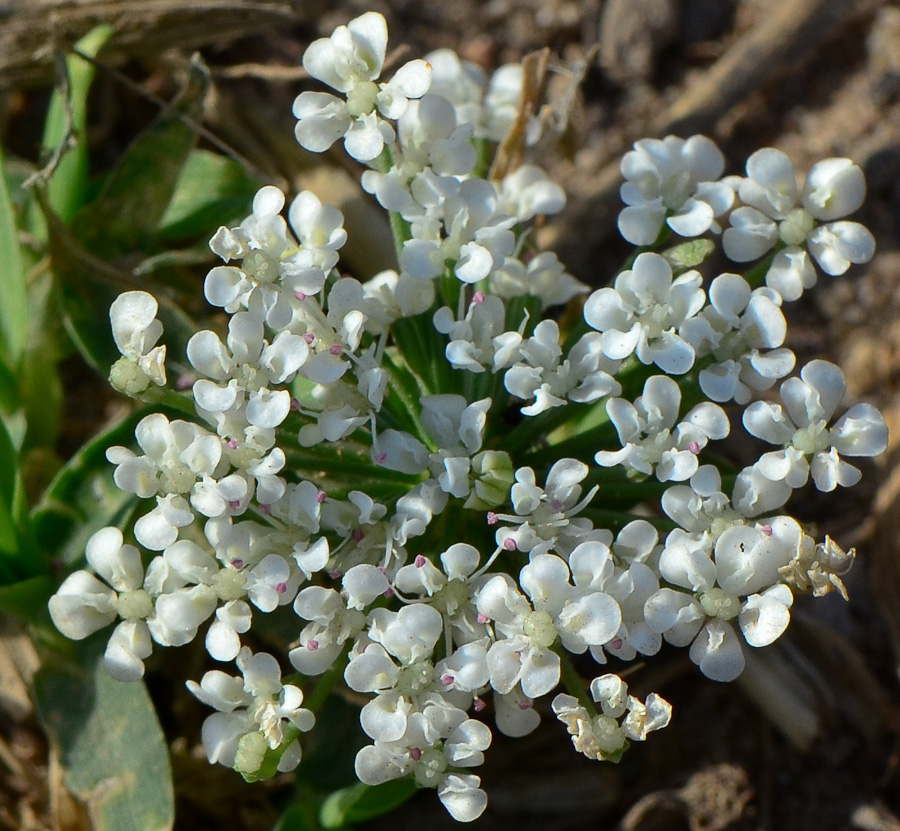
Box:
3, 0, 900, 829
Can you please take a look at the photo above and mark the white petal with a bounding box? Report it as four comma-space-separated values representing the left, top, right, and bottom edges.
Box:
104, 620, 153, 682
689, 620, 745, 682
739, 589, 792, 647
437, 774, 488, 823
802, 158, 865, 220
618, 203, 666, 246
48, 571, 117, 639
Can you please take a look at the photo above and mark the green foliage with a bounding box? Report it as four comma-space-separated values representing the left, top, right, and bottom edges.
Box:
36, 25, 114, 230
0, 409, 44, 583
34, 639, 174, 831
31, 409, 146, 569
159, 149, 260, 240
0, 143, 29, 367
0, 23, 272, 831
48, 57, 211, 374
319, 780, 419, 829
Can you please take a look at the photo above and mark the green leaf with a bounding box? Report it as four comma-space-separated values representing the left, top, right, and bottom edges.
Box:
0, 407, 20, 507
320, 780, 418, 829
34, 639, 174, 831
0, 144, 29, 365
661, 238, 716, 272
0, 355, 20, 415
48, 58, 209, 374
31, 409, 147, 567
0, 413, 45, 582
36, 25, 114, 230
0, 575, 54, 622
70, 57, 210, 258
275, 795, 322, 831
158, 149, 259, 240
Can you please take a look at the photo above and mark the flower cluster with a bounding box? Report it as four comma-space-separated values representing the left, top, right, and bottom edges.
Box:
49, 11, 887, 824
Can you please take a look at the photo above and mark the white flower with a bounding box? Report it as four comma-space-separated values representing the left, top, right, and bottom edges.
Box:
475, 574, 561, 699
48, 527, 173, 681
434, 293, 507, 373
290, 585, 367, 675
552, 674, 671, 761
661, 465, 742, 536
618, 134, 734, 245
519, 551, 622, 654
595, 375, 729, 482
109, 291, 167, 392
491, 459, 599, 556
401, 179, 515, 284
489, 251, 588, 310
294, 12, 431, 161
723, 150, 875, 299
503, 321, 620, 416
187, 647, 314, 774
583, 252, 705, 374
204, 186, 345, 334
498, 165, 566, 222
361, 93, 475, 219
644, 518, 800, 681
345, 604, 460, 742
354, 703, 491, 822
743, 359, 888, 491
681, 273, 794, 404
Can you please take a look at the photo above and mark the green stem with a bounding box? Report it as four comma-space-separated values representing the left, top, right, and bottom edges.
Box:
293, 646, 351, 715
580, 507, 676, 534
282, 445, 422, 485
555, 648, 596, 714
501, 403, 588, 456
376, 145, 412, 264
129, 385, 196, 417
380, 350, 438, 452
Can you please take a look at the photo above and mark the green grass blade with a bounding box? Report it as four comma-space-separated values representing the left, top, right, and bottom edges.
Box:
38, 24, 114, 228
0, 144, 28, 365
0, 412, 44, 582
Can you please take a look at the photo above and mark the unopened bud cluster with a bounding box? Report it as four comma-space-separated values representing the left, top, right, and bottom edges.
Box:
49, 12, 886, 823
